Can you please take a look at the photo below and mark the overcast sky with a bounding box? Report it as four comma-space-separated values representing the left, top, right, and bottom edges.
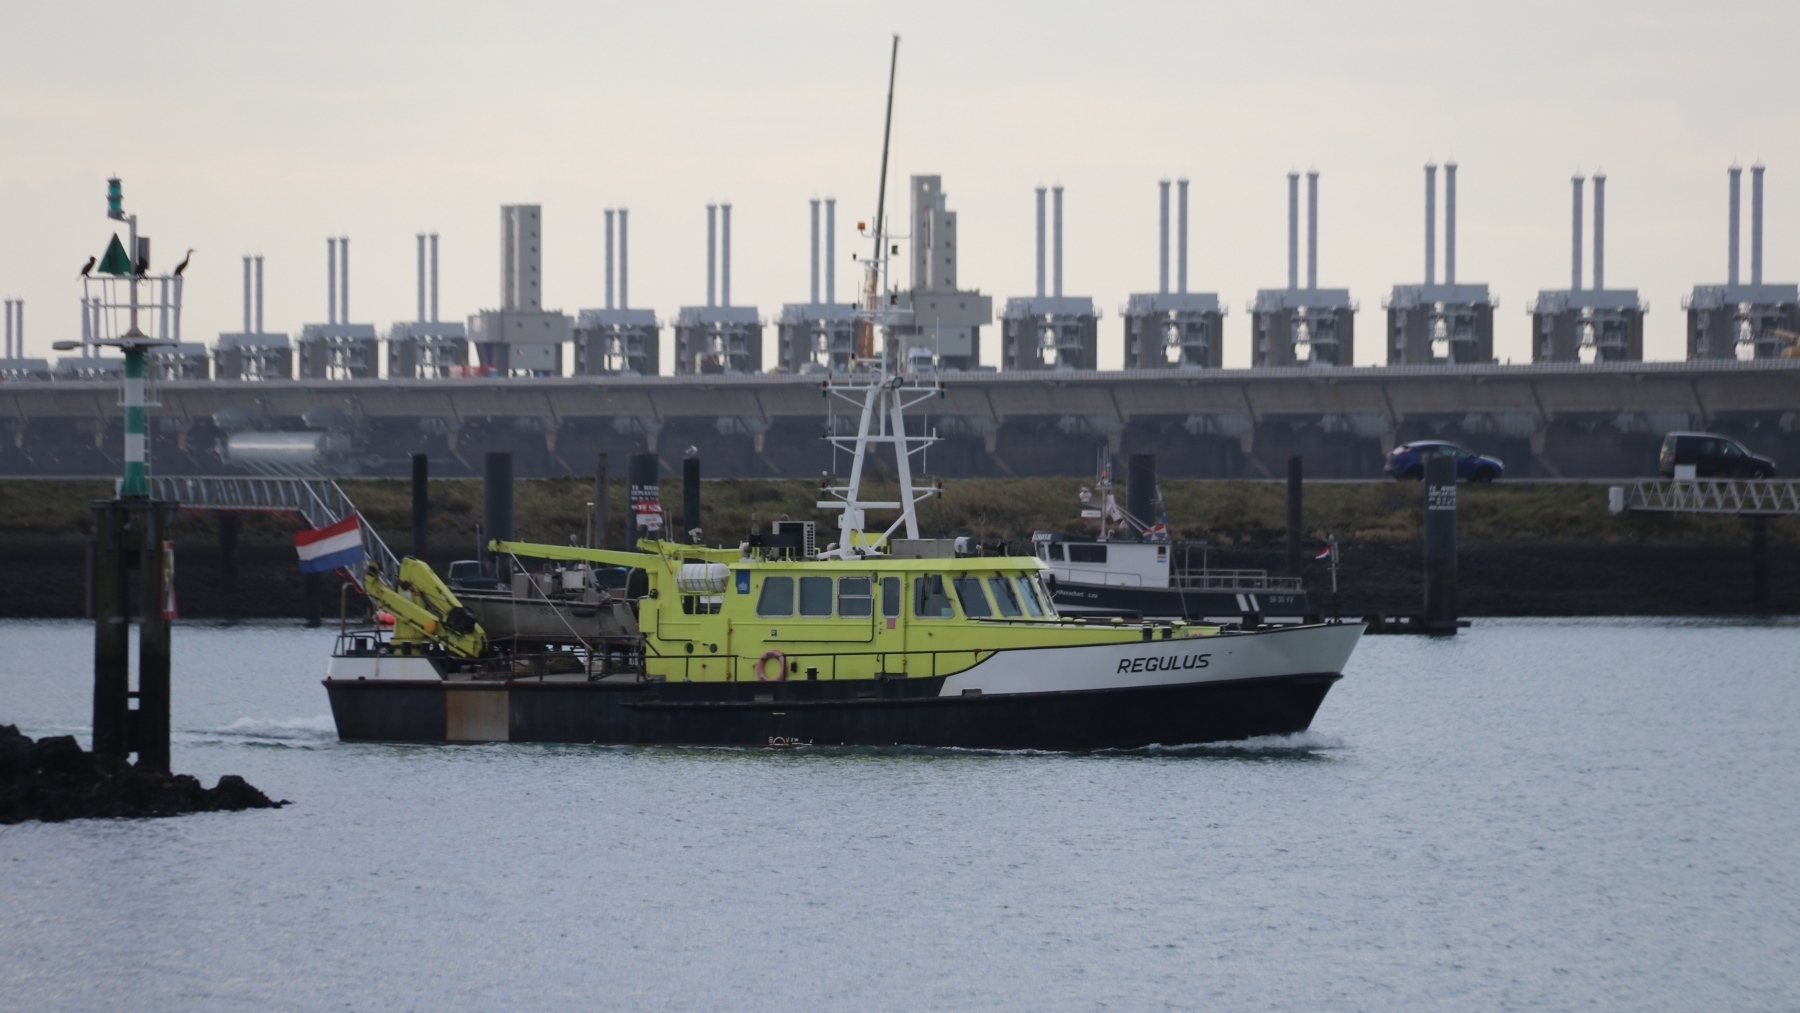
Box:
2, 0, 1795, 368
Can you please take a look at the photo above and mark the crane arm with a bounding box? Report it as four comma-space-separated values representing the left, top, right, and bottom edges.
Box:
488, 538, 737, 567
364, 557, 487, 659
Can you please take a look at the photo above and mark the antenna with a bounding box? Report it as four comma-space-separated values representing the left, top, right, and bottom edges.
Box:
817, 34, 941, 558
857, 33, 900, 361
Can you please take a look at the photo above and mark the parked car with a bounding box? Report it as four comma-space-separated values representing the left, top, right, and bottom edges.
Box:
1658, 432, 1776, 478
1384, 441, 1505, 482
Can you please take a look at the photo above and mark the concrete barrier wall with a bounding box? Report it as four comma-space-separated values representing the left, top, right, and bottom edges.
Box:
3, 360, 1797, 480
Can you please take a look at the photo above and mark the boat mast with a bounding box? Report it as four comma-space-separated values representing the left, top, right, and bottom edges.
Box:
816, 34, 942, 558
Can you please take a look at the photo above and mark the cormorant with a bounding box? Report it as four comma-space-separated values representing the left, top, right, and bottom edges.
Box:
173, 249, 194, 277
79, 256, 95, 277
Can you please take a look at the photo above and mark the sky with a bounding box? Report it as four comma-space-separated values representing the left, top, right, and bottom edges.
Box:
2, 0, 1796, 369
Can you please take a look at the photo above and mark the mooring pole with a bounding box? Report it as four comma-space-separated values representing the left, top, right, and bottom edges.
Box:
411, 453, 429, 561
1423, 451, 1458, 632
1750, 514, 1770, 612
593, 452, 610, 550
303, 571, 322, 628
483, 451, 514, 573
218, 511, 240, 618
683, 453, 702, 544
1286, 455, 1303, 576
1127, 453, 1157, 539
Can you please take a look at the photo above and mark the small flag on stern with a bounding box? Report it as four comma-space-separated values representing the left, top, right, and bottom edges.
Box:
1314, 544, 1333, 561
295, 515, 364, 573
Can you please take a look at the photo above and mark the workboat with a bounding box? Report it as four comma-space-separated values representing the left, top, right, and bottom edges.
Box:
318, 41, 1362, 750
325, 531, 1360, 749
1033, 459, 1314, 623
321, 381, 1361, 751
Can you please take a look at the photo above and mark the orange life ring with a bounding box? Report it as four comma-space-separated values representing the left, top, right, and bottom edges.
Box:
755, 649, 787, 682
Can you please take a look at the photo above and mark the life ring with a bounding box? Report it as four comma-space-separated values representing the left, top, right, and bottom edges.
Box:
755, 649, 787, 682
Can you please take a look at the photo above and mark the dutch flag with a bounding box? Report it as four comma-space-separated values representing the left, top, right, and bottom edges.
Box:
295, 515, 365, 574
1314, 544, 1334, 561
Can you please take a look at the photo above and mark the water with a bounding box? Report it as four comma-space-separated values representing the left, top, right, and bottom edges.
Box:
2, 618, 1797, 1012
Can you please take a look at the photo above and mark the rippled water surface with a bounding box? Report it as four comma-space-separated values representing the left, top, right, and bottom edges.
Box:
2, 617, 1797, 1011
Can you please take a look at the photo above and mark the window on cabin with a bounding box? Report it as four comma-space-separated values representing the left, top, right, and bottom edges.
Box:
1047, 544, 1065, 561
914, 575, 955, 618
681, 595, 722, 615
1014, 576, 1046, 617
798, 576, 834, 617
881, 577, 901, 618
1067, 544, 1107, 564
839, 577, 873, 617
756, 576, 794, 617
952, 577, 993, 618
987, 577, 1023, 617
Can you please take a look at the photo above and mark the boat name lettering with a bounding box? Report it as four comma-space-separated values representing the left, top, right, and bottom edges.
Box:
1117, 653, 1211, 673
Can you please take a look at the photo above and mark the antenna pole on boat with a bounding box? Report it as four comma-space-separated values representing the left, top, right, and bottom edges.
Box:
859, 34, 899, 362
816, 34, 943, 557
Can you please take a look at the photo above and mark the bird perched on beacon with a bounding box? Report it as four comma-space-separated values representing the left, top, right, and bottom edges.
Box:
79, 256, 95, 278
173, 249, 194, 276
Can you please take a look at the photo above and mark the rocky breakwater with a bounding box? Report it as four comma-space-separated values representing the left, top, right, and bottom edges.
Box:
0, 725, 286, 824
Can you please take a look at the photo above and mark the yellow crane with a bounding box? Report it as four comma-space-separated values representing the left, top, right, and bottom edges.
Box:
362, 556, 487, 659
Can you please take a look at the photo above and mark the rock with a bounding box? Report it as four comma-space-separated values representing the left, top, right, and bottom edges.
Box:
0, 724, 286, 824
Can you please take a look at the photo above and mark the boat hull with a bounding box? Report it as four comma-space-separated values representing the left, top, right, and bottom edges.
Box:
326, 672, 1339, 751
324, 623, 1358, 751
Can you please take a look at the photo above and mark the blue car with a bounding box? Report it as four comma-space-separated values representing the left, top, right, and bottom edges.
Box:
1384, 441, 1505, 482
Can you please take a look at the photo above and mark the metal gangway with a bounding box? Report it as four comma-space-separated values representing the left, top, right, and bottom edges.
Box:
1614, 478, 1800, 515
1612, 476, 1796, 611
150, 475, 399, 587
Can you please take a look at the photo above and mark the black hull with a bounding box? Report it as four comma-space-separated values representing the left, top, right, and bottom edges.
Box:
324, 672, 1341, 751
1050, 581, 1312, 620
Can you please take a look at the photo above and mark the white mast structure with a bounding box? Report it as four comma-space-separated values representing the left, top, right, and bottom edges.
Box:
814, 35, 943, 559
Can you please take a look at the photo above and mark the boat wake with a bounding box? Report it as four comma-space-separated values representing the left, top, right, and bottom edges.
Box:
1110, 729, 1347, 759
182, 716, 339, 749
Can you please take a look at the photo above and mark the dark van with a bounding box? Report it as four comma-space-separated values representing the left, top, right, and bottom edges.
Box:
1658, 432, 1777, 479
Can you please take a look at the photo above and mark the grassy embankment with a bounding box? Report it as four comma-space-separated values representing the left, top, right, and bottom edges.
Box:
2, 478, 1791, 550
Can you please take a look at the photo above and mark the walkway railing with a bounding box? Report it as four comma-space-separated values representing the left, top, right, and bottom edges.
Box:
150, 475, 399, 587
1619, 478, 1800, 515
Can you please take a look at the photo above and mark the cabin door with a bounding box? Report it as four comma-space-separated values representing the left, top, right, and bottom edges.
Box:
904, 573, 957, 679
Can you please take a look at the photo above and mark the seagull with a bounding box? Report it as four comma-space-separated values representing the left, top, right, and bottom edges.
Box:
78, 256, 95, 277
173, 249, 194, 276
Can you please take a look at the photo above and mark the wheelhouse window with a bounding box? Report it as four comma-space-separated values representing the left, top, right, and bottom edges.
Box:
914, 575, 955, 619
881, 576, 901, 618
756, 576, 794, 617
1047, 543, 1065, 561
798, 576, 834, 617
952, 576, 993, 618
1013, 576, 1046, 617
838, 577, 873, 617
987, 576, 1024, 618
1067, 544, 1107, 563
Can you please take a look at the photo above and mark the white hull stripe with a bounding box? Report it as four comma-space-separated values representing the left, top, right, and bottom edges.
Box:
940, 623, 1361, 697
